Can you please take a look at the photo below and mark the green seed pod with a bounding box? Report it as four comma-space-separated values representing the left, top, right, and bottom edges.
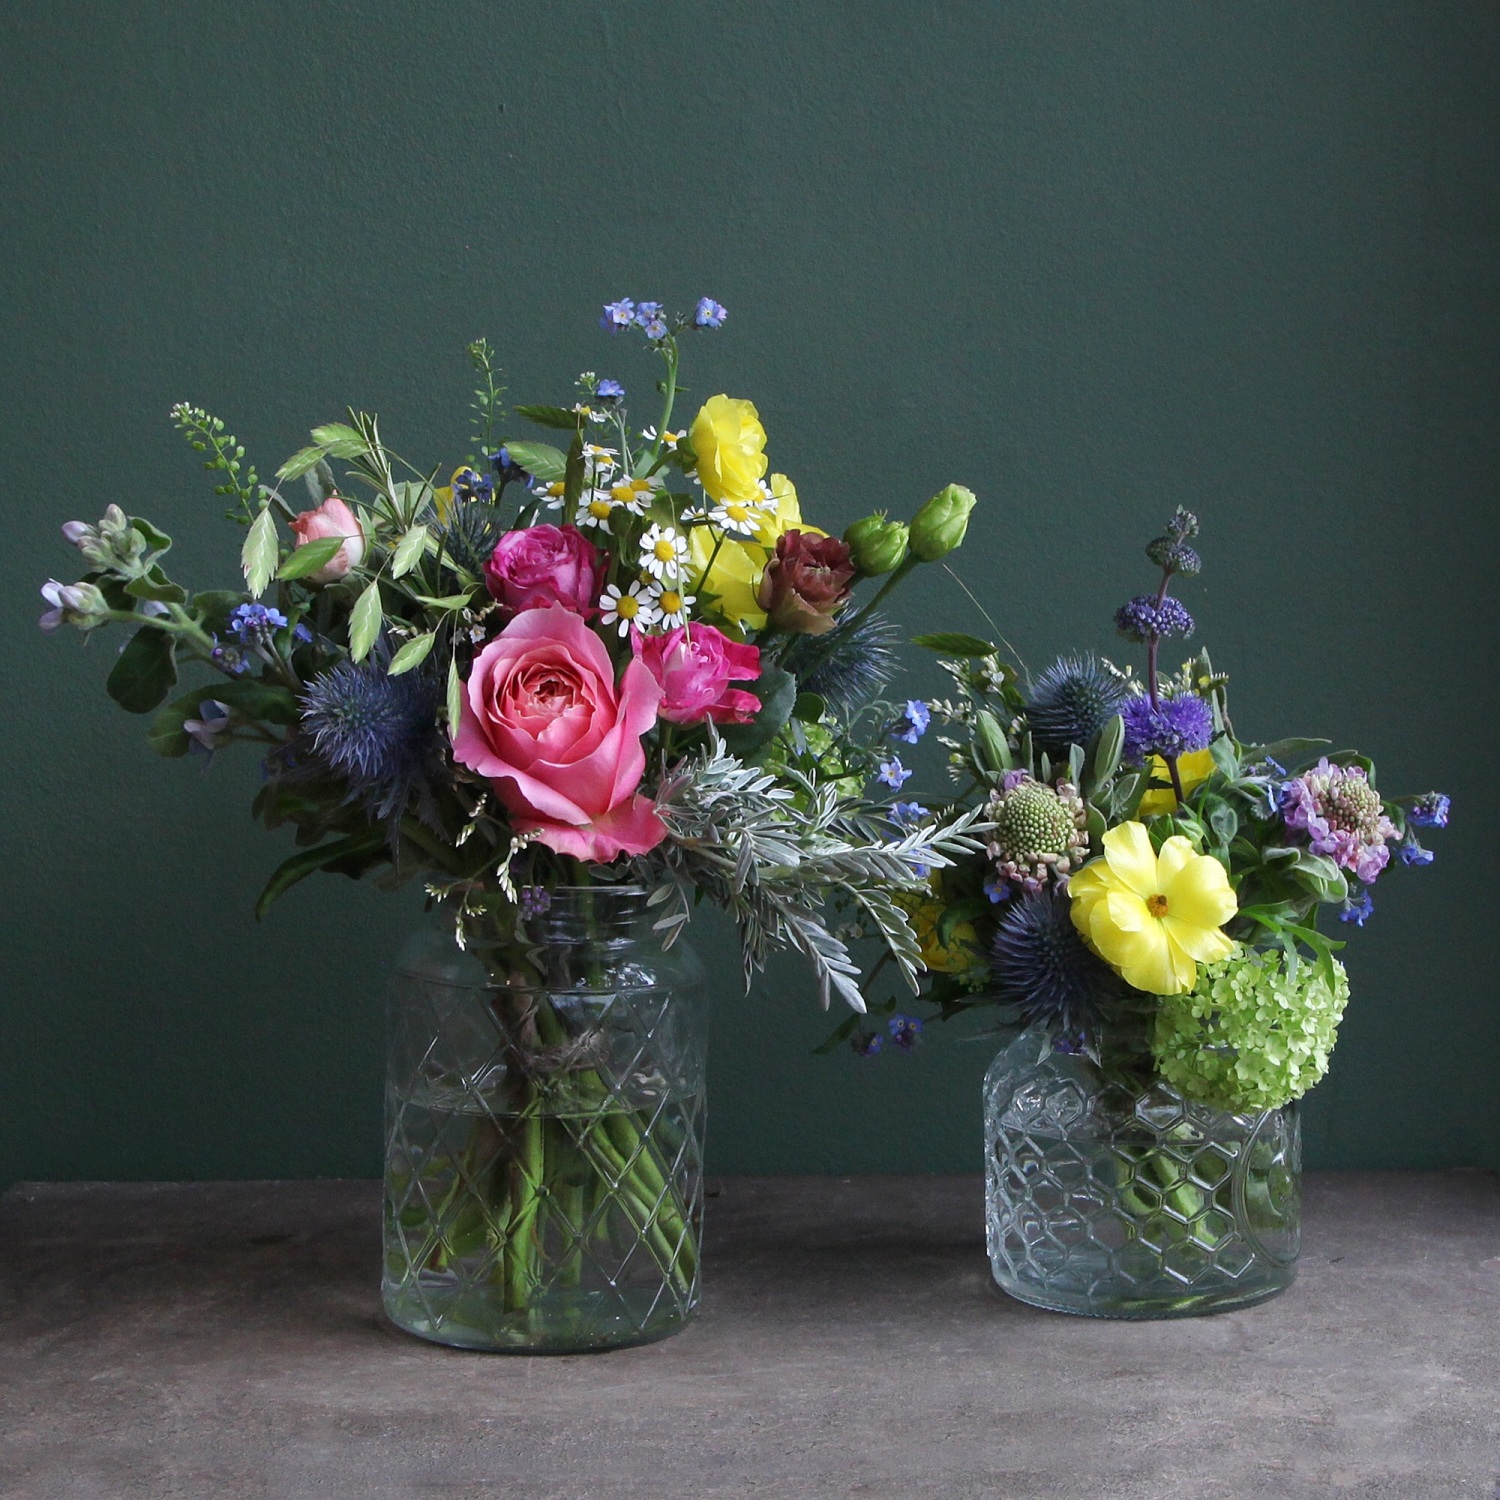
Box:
908, 483, 976, 562
844, 514, 910, 576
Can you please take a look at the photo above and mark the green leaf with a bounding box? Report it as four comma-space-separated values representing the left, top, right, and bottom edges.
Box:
390, 524, 430, 578
213, 678, 299, 724
1289, 849, 1348, 903
811, 1012, 864, 1055
446, 653, 463, 728
1210, 735, 1240, 777
1084, 713, 1124, 796
937, 897, 988, 950
254, 829, 390, 920
130, 517, 172, 556
276, 535, 344, 581
409, 590, 477, 610
793, 691, 826, 724
388, 632, 435, 676
124, 566, 187, 605
514, 404, 581, 431
106, 627, 178, 714
1245, 737, 1332, 772
500, 440, 567, 482
1202, 795, 1240, 846
190, 590, 248, 629
563, 431, 585, 510
147, 690, 204, 757
911, 631, 996, 657
277, 444, 329, 483
308, 422, 365, 448
241, 507, 279, 597
349, 579, 382, 662
719, 667, 798, 758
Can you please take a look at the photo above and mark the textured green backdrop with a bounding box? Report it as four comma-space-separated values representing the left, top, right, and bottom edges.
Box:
2, 1, 1496, 1185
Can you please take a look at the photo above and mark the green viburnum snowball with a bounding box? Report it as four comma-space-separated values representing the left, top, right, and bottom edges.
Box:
1151, 949, 1351, 1112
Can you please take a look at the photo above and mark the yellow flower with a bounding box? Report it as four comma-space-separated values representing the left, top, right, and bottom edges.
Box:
689, 525, 768, 629
1070, 822, 1236, 995
690, 394, 768, 503
1138, 748, 1216, 815
894, 889, 980, 975
752, 472, 825, 546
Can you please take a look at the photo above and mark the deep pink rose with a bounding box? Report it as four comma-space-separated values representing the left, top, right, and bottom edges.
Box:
631, 625, 762, 726
484, 524, 601, 616
451, 605, 665, 861
289, 496, 366, 583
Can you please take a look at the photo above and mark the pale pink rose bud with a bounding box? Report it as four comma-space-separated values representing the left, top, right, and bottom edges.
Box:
288, 496, 366, 583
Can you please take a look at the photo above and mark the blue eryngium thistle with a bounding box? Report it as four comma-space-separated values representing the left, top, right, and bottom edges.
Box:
991, 892, 1123, 1036
300, 649, 442, 825
784, 611, 899, 716
1024, 653, 1129, 756
439, 500, 503, 578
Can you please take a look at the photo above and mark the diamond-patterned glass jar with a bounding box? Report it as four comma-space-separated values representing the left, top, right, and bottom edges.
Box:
984, 1025, 1299, 1318
383, 886, 708, 1352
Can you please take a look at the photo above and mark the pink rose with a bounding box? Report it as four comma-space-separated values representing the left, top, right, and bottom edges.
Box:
288, 496, 366, 583
631, 625, 762, 726
484, 524, 602, 616
452, 605, 666, 862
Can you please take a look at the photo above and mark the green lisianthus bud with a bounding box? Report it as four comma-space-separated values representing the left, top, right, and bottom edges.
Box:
908, 483, 976, 562
843, 514, 910, 576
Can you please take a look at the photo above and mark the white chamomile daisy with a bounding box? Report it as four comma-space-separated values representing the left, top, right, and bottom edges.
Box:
533, 478, 567, 510
709, 494, 772, 536
599, 581, 660, 636
649, 580, 696, 630
639, 523, 688, 579
607, 473, 662, 515
641, 426, 685, 450
583, 444, 618, 477
577, 490, 618, 530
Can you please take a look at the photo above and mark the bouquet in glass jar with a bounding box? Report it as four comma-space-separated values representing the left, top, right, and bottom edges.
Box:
35, 298, 985, 1348
832, 509, 1451, 1316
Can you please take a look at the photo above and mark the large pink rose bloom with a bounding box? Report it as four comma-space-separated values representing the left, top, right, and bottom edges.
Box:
631, 625, 762, 725
484, 524, 601, 616
452, 605, 665, 861
289, 496, 366, 583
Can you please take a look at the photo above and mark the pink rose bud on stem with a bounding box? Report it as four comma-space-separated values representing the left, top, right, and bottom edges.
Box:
289, 496, 366, 583
484, 524, 603, 617
757, 530, 857, 636
631, 624, 762, 725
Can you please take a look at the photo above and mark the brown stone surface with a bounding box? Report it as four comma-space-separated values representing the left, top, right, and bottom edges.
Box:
2, 1173, 1497, 1498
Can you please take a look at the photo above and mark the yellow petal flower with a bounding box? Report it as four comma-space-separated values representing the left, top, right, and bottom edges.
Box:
688, 526, 768, 630
1068, 820, 1236, 996
1138, 747, 1216, 815
690, 394, 768, 504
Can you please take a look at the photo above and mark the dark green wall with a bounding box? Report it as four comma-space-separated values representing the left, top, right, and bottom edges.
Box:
2, 1, 1495, 1185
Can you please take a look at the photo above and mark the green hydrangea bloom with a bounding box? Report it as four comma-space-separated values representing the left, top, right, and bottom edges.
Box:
1151, 948, 1350, 1112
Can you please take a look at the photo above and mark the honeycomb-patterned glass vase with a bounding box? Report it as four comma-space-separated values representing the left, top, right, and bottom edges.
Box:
383, 887, 708, 1352
984, 1025, 1299, 1318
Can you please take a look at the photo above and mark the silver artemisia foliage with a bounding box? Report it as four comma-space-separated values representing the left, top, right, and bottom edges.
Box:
643, 733, 988, 1012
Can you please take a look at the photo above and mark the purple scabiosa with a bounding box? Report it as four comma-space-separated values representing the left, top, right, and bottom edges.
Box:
1024, 653, 1129, 756
888, 1014, 923, 1051
1408, 793, 1451, 829
634, 301, 669, 340
1281, 757, 1398, 885
1115, 595, 1195, 643
229, 603, 289, 643
990, 891, 1122, 1036
299, 647, 443, 825
595, 378, 625, 403
892, 700, 930, 744
600, 297, 636, 332
694, 297, 727, 329
877, 756, 913, 790
1120, 691, 1214, 766
985, 772, 1089, 895
1338, 889, 1375, 926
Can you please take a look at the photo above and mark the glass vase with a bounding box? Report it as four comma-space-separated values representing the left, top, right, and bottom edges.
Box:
983, 1024, 1299, 1318
382, 886, 708, 1352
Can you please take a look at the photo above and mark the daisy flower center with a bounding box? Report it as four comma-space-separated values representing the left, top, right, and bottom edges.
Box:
587, 499, 613, 520
659, 591, 683, 614
615, 595, 640, 619
653, 539, 677, 562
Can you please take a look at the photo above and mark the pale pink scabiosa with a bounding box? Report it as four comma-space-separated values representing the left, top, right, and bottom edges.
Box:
986, 771, 1090, 897
1281, 757, 1398, 885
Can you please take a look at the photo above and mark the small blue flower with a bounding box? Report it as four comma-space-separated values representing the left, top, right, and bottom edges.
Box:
892, 699, 931, 745
229, 603, 289, 643
184, 699, 232, 755
489, 447, 531, 485
634, 301, 669, 340
877, 756, 913, 790
451, 467, 494, 505
984, 876, 1011, 903
1408, 793, 1451, 829
694, 297, 727, 329
852, 1031, 884, 1057
292, 622, 313, 644
600, 297, 636, 332
1338, 889, 1375, 926
1399, 837, 1434, 867
888, 1014, 923, 1052
596, 378, 625, 402
891, 800, 929, 826
211, 636, 250, 675
908, 860, 932, 880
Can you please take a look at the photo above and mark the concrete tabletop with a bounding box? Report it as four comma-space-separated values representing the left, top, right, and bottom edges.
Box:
2, 1173, 1497, 1499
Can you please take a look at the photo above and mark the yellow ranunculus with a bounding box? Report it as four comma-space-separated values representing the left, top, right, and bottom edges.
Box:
1138, 747, 1216, 815
689, 525, 769, 630
752, 472, 824, 546
690, 394, 768, 503
894, 889, 980, 975
1069, 822, 1236, 996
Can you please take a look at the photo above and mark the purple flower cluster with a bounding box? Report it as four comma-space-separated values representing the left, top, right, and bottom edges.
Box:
1280, 757, 1398, 885
1408, 793, 1451, 829
1120, 692, 1214, 765
1115, 595, 1195, 643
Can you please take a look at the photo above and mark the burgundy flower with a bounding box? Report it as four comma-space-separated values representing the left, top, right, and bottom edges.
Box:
757, 530, 856, 636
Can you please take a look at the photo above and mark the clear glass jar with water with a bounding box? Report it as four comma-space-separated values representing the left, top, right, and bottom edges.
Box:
382, 886, 708, 1352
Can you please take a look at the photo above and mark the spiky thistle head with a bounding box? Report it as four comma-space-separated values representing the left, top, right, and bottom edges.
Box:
439, 500, 503, 578
1024, 653, 1128, 757
784, 610, 899, 716
299, 645, 443, 824
991, 891, 1123, 1037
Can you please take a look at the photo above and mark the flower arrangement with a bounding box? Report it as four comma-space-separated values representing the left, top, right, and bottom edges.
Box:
831, 506, 1450, 1114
